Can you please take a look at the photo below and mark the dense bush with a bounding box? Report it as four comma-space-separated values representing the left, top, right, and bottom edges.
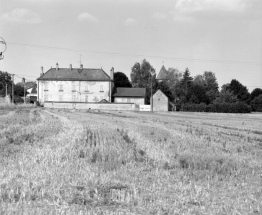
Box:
182, 102, 251, 113
250, 94, 262, 112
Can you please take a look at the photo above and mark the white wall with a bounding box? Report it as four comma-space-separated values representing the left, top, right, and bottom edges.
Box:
114, 97, 144, 105
38, 80, 110, 104
44, 102, 136, 111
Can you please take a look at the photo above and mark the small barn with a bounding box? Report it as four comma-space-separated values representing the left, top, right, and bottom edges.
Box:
113, 88, 146, 105
152, 90, 169, 111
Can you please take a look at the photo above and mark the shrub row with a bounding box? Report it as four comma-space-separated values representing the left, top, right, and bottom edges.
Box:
181, 102, 251, 113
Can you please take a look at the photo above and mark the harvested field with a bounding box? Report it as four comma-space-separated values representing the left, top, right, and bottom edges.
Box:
0, 108, 262, 214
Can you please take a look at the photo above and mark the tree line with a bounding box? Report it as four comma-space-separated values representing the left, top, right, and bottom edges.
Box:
0, 71, 36, 103
114, 59, 262, 113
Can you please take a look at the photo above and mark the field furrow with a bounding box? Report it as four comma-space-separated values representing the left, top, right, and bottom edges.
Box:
1, 108, 262, 214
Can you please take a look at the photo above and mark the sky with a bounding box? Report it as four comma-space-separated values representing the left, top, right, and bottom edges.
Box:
0, 0, 261, 92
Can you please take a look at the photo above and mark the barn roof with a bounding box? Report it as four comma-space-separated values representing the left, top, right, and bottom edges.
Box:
113, 88, 146, 97
37, 68, 112, 81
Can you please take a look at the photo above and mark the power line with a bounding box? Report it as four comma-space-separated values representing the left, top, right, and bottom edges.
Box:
7, 41, 261, 65
14, 73, 38, 78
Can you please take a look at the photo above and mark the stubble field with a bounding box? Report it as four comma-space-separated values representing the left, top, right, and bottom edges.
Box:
0, 108, 262, 214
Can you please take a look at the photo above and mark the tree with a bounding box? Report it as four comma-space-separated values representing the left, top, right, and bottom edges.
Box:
130, 59, 156, 104
213, 89, 238, 103
0, 71, 12, 96
250, 88, 262, 101
227, 79, 250, 102
193, 71, 219, 104
188, 83, 209, 104
113, 72, 132, 88
16, 81, 36, 90
203, 71, 219, 92
131, 59, 156, 88
203, 71, 219, 103
156, 81, 174, 101
14, 84, 26, 97
251, 94, 262, 112
181, 68, 193, 90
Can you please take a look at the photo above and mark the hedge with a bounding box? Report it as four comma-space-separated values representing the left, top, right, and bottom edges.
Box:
181, 102, 251, 113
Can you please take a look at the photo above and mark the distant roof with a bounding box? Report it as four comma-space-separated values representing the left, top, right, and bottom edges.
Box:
31, 85, 37, 94
27, 84, 37, 94
113, 88, 146, 97
37, 68, 112, 81
157, 65, 169, 80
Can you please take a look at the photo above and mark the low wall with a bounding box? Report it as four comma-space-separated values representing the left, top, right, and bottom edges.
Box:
139, 105, 151, 112
44, 102, 136, 111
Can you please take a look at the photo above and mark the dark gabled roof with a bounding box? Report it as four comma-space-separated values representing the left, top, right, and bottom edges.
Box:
113, 88, 146, 97
37, 68, 112, 81
156, 65, 169, 80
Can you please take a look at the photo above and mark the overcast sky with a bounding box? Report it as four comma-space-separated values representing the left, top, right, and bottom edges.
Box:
0, 0, 261, 91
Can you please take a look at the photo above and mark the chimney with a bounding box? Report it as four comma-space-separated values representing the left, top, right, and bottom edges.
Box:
56, 63, 59, 70
40, 66, 44, 76
80, 64, 83, 70
110, 67, 114, 80
70, 64, 72, 70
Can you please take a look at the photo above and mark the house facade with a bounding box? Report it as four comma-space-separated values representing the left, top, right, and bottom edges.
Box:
152, 90, 169, 111
37, 64, 114, 105
113, 88, 146, 105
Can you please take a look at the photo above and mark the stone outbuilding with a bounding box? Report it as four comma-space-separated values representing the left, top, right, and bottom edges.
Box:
152, 90, 169, 111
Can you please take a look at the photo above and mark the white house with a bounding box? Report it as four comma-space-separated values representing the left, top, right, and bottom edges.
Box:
37, 63, 114, 105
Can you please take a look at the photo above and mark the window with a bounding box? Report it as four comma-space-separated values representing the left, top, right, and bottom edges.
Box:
44, 82, 48, 91
59, 84, 63, 91
72, 95, 76, 102
72, 84, 76, 92
100, 85, 104, 92
59, 95, 63, 101
85, 95, 88, 102
85, 85, 89, 92
44, 94, 48, 101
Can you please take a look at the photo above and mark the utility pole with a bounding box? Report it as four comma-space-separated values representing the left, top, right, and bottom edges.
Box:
151, 77, 153, 112
6, 84, 7, 97
23, 77, 25, 104
150, 68, 155, 112
11, 74, 14, 103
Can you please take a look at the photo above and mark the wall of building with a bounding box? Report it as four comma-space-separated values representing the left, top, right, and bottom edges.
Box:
139, 105, 151, 111
38, 81, 110, 104
152, 91, 169, 111
44, 102, 136, 111
114, 97, 145, 105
